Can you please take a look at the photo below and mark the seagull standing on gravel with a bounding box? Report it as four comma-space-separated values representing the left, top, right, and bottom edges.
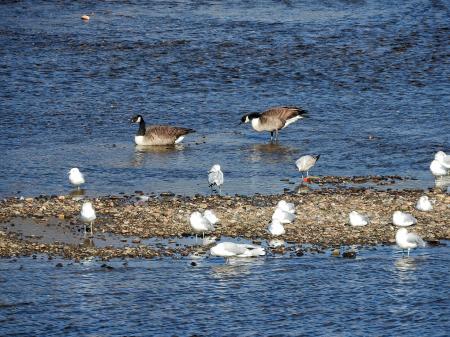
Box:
68, 168, 85, 189
349, 211, 369, 227
203, 210, 219, 225
190, 211, 215, 240
80, 201, 96, 236
295, 154, 320, 180
208, 164, 224, 194
416, 196, 433, 211
268, 219, 286, 236
395, 228, 426, 257
276, 200, 296, 214
272, 207, 296, 224
392, 211, 417, 227
210, 242, 265, 262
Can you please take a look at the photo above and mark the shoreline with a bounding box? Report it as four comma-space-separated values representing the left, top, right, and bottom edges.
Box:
1, 181, 449, 260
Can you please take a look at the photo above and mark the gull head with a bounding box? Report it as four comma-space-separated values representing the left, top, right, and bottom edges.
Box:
434, 151, 447, 162
68, 167, 80, 175
209, 164, 221, 173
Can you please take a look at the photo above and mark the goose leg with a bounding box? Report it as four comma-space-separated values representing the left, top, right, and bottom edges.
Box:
275, 129, 279, 141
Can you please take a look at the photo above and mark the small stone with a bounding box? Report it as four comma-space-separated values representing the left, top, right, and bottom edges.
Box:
191, 261, 197, 266
55, 263, 63, 268
81, 15, 90, 21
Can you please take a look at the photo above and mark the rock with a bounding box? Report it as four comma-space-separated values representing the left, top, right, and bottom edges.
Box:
81, 15, 90, 21
331, 249, 340, 257
55, 263, 63, 268
342, 251, 357, 259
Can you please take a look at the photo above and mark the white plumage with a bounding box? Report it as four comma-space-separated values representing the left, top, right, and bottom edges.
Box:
68, 168, 85, 188
210, 242, 265, 258
435, 151, 450, 169
430, 160, 448, 177
349, 211, 369, 227
208, 164, 224, 193
276, 200, 296, 214
203, 210, 219, 225
295, 154, 320, 178
415, 196, 433, 212
272, 208, 296, 224
190, 211, 215, 238
268, 219, 286, 236
81, 202, 96, 223
395, 228, 426, 256
392, 211, 417, 227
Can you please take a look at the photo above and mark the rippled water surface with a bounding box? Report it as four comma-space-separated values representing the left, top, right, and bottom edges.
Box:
0, 0, 449, 197
1, 244, 449, 336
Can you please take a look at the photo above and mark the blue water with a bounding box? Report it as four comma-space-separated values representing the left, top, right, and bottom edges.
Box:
0, 0, 449, 197
1, 244, 449, 336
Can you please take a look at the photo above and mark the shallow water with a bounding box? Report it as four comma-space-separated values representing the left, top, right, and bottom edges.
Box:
0, 0, 449, 197
1, 243, 449, 336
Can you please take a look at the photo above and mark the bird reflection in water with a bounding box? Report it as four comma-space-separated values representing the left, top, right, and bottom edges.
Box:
132, 144, 185, 167
210, 258, 265, 280
246, 143, 297, 164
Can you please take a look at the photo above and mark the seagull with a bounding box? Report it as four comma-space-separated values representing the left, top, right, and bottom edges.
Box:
210, 242, 265, 261
430, 159, 448, 177
80, 201, 96, 236
208, 164, 224, 193
203, 209, 219, 225
130, 114, 195, 146
295, 154, 320, 180
415, 196, 433, 211
240, 106, 308, 141
395, 228, 426, 256
268, 219, 286, 236
276, 200, 296, 214
392, 211, 417, 227
68, 168, 85, 189
190, 211, 215, 240
349, 211, 369, 227
435, 151, 450, 168
272, 208, 296, 224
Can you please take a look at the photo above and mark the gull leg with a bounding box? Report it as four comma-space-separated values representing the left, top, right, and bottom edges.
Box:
407, 248, 410, 257
275, 129, 279, 141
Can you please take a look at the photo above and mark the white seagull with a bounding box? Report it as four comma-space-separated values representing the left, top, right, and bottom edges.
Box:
435, 151, 450, 168
210, 242, 265, 261
392, 211, 417, 227
349, 211, 369, 227
208, 164, 224, 193
276, 200, 296, 214
80, 201, 96, 235
395, 228, 426, 256
68, 168, 85, 189
272, 208, 296, 224
430, 160, 448, 177
415, 196, 433, 212
295, 154, 320, 179
190, 211, 215, 240
203, 210, 219, 225
268, 219, 286, 236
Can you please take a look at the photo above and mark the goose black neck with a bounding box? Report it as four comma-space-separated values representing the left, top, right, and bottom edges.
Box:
137, 118, 146, 136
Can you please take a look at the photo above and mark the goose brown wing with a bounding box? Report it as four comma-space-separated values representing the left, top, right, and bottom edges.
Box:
145, 125, 195, 143
261, 106, 305, 121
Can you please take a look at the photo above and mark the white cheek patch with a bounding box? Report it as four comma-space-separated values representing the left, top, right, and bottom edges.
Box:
175, 136, 185, 144
136, 116, 142, 123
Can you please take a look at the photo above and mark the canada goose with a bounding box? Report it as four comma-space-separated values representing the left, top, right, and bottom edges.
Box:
208, 164, 224, 193
392, 211, 417, 227
395, 228, 426, 256
130, 114, 195, 146
240, 106, 308, 141
68, 168, 85, 189
295, 154, 320, 179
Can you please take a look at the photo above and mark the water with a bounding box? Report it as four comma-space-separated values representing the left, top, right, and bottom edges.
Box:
1, 244, 449, 336
0, 0, 449, 197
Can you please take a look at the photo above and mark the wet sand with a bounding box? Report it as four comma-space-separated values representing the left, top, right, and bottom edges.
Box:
1, 179, 449, 260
